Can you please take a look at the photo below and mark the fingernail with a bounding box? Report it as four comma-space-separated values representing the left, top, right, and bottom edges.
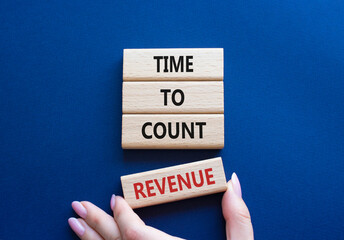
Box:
68, 217, 85, 236
110, 194, 116, 210
231, 172, 242, 198
71, 201, 87, 218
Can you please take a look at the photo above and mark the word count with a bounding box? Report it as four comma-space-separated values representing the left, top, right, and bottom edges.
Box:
141, 121, 206, 139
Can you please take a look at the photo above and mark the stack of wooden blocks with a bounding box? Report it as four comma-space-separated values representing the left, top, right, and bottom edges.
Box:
120, 49, 227, 208
122, 48, 224, 149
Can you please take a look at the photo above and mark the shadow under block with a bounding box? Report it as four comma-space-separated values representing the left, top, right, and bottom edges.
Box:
122, 81, 224, 114
123, 48, 223, 81
121, 157, 227, 208
122, 114, 224, 149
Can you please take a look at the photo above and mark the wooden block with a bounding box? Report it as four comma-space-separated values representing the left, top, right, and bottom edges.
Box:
121, 157, 227, 208
122, 114, 224, 149
123, 48, 223, 81
123, 81, 224, 114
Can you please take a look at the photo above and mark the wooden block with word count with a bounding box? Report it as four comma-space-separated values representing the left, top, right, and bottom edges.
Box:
122, 114, 224, 149
121, 157, 227, 208
123, 48, 223, 81
122, 81, 224, 114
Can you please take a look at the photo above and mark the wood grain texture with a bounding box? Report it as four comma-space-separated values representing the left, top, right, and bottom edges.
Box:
122, 81, 224, 114
122, 114, 224, 149
123, 48, 223, 81
121, 157, 227, 208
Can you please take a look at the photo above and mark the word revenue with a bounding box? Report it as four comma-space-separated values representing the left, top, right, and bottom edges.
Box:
133, 168, 216, 200
121, 157, 227, 208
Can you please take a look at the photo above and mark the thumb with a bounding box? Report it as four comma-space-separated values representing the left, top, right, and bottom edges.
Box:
222, 173, 254, 240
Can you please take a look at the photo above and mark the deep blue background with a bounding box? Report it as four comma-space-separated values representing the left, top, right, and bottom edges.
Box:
1, 1, 344, 239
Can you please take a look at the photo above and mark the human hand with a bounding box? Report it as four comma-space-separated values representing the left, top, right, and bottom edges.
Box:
68, 173, 254, 240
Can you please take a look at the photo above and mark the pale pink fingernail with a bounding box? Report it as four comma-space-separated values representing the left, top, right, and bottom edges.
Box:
110, 194, 116, 210
231, 172, 242, 198
68, 217, 85, 236
71, 201, 87, 218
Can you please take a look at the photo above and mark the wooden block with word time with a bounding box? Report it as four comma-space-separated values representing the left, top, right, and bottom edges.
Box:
122, 81, 224, 114
123, 48, 223, 81
121, 157, 227, 208
121, 114, 224, 149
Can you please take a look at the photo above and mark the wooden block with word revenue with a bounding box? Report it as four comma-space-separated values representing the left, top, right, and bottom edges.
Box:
122, 114, 224, 149
121, 157, 227, 208
123, 48, 223, 81
123, 81, 224, 114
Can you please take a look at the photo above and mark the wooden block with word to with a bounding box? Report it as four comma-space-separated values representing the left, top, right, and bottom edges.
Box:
122, 114, 224, 149
121, 157, 227, 208
123, 48, 223, 81
123, 81, 224, 114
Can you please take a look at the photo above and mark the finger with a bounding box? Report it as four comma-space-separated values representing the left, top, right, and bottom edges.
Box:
111, 195, 183, 240
72, 201, 121, 240
222, 173, 254, 240
68, 217, 104, 240
144, 226, 185, 240
111, 195, 146, 240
